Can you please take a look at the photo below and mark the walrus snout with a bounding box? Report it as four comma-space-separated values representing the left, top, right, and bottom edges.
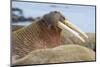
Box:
42, 11, 65, 30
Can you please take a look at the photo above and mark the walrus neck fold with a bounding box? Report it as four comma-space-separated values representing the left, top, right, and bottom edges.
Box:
12, 20, 61, 58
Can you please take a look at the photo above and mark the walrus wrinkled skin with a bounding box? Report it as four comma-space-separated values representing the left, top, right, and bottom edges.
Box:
12, 11, 63, 59
12, 25, 96, 51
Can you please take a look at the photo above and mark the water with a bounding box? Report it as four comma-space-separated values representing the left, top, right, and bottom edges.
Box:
12, 21, 32, 26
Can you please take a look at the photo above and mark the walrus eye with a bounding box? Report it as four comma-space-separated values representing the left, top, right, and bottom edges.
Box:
60, 16, 65, 22
54, 11, 58, 13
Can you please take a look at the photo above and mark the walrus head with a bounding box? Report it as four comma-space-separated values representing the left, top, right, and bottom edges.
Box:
42, 11, 88, 42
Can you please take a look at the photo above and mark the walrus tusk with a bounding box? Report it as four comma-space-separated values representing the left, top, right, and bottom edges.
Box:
63, 20, 88, 38
58, 21, 85, 42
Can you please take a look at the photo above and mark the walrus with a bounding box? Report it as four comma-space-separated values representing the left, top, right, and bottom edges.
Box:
12, 11, 88, 62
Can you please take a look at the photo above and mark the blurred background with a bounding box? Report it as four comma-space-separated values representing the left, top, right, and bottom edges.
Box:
12, 1, 96, 33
